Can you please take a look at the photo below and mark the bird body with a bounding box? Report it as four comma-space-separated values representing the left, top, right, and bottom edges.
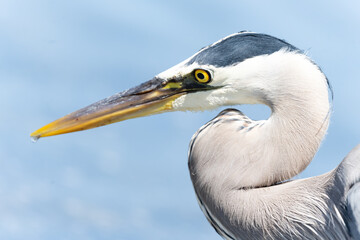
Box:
189, 108, 360, 239
31, 32, 360, 239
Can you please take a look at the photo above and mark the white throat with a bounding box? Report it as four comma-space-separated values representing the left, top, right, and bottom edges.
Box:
188, 51, 330, 190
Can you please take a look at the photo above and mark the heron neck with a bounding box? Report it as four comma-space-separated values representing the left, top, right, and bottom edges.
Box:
263, 94, 330, 185
188, 52, 331, 239
237, 52, 331, 188
189, 53, 330, 191
251, 74, 330, 189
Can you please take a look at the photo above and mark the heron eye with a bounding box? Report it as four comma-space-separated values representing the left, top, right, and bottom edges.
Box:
194, 69, 211, 83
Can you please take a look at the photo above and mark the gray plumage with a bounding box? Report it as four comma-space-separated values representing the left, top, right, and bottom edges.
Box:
183, 33, 360, 239
189, 110, 360, 239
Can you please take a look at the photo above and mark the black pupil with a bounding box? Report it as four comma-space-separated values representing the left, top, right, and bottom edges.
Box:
197, 72, 205, 80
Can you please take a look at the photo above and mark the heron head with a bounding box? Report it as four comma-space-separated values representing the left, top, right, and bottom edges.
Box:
31, 32, 298, 139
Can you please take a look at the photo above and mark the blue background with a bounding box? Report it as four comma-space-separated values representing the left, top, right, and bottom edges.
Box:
1, 1, 359, 239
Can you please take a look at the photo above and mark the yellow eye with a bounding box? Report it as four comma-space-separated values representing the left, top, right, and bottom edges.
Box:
194, 69, 211, 83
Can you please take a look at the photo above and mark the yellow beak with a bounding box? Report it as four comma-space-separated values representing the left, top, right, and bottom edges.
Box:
30, 78, 185, 140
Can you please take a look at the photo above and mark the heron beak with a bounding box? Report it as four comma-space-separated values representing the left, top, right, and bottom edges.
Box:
31, 78, 188, 139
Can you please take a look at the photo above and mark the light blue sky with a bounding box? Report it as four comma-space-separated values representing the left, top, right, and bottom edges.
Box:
1, 1, 360, 239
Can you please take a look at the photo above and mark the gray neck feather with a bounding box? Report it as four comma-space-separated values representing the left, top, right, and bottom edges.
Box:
188, 54, 332, 238
189, 53, 330, 190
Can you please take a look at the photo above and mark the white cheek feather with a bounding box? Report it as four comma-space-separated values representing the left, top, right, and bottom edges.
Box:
172, 91, 223, 111
172, 82, 240, 111
164, 50, 329, 123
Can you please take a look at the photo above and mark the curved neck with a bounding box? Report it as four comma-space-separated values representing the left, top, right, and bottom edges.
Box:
260, 53, 330, 186
188, 51, 331, 239
261, 94, 330, 186
189, 52, 330, 191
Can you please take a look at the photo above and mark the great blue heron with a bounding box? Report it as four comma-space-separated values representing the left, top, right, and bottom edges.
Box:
31, 32, 360, 239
